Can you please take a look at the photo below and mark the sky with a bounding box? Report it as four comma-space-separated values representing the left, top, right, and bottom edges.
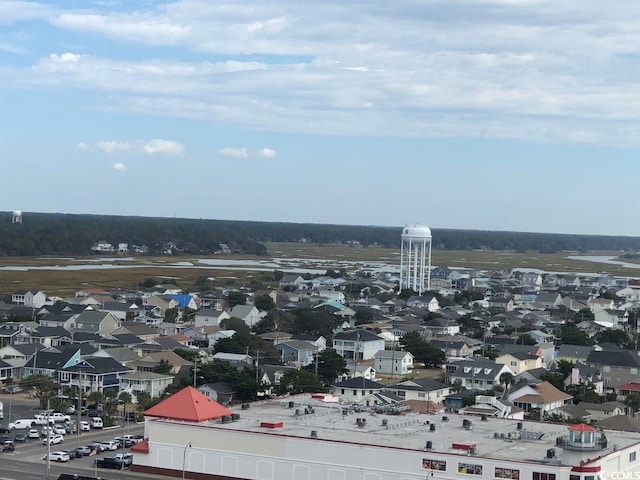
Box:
1, 1, 639, 237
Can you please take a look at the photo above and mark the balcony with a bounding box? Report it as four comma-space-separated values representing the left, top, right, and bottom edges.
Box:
555, 434, 608, 451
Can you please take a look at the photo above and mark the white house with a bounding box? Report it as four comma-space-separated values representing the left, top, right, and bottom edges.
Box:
194, 309, 231, 328
229, 305, 262, 328
333, 330, 385, 360
12, 290, 47, 308
373, 350, 414, 375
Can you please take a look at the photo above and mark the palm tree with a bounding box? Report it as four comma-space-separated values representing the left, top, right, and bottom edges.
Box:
499, 372, 514, 399
624, 393, 640, 417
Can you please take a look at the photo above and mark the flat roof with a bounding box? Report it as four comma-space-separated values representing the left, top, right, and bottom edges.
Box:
152, 394, 640, 465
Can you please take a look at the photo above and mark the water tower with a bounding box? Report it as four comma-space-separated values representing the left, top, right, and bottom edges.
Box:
400, 224, 432, 294
12, 210, 22, 224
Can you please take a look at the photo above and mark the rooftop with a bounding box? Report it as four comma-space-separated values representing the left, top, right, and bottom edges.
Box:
149, 393, 640, 465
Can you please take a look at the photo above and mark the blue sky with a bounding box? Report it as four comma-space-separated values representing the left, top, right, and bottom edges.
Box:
1, 1, 639, 237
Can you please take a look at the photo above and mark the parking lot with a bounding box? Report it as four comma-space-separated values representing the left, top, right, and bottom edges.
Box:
0, 392, 144, 472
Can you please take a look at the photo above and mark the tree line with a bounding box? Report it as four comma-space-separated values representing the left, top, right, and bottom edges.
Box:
1, 211, 639, 256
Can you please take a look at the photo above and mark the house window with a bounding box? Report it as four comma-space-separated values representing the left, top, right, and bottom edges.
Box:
486, 380, 493, 385
631, 368, 638, 375
494, 467, 519, 479
353, 390, 357, 395
341, 389, 345, 395
458, 463, 482, 475
422, 459, 446, 471
533, 473, 556, 480
603, 366, 611, 372
630, 451, 637, 462
418, 392, 426, 398
510, 361, 517, 366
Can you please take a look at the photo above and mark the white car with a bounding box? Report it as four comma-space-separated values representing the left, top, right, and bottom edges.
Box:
99, 440, 118, 451
42, 434, 64, 445
80, 421, 90, 431
44, 451, 70, 462
52, 425, 66, 435
28, 429, 40, 439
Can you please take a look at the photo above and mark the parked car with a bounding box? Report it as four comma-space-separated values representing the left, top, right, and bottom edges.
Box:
13, 432, 27, 443
2, 440, 15, 453
114, 452, 134, 466
66, 406, 76, 415
90, 442, 106, 452
43, 451, 70, 462
80, 421, 90, 431
99, 440, 118, 451
28, 429, 40, 439
0, 424, 10, 434
95, 456, 124, 469
131, 434, 144, 444
52, 425, 66, 435
0, 435, 10, 444
75, 445, 93, 456
42, 434, 64, 445
59, 448, 80, 459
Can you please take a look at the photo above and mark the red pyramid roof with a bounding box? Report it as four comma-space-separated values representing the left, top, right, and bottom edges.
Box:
569, 423, 597, 432
143, 386, 232, 422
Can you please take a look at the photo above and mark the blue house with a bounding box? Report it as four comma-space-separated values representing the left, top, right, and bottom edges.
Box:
275, 340, 319, 367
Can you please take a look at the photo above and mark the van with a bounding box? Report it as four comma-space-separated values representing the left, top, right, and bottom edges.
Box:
8, 419, 34, 430
90, 417, 103, 429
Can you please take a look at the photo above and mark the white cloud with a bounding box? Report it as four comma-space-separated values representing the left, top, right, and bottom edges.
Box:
143, 139, 185, 157
112, 162, 127, 171
255, 148, 276, 158
95, 141, 132, 153
5, 1, 640, 146
76, 142, 90, 151
219, 147, 249, 158
0, 1, 56, 24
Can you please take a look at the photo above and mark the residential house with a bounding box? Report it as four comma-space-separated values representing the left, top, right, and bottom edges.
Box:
0, 322, 29, 347
586, 348, 640, 390
507, 381, 573, 416
527, 330, 555, 345
576, 401, 626, 422
258, 364, 299, 396
373, 350, 414, 375
556, 344, 597, 364
0, 359, 13, 382
99, 301, 142, 321
406, 295, 440, 312
331, 377, 387, 404
447, 358, 515, 390
495, 351, 543, 375
119, 371, 174, 400
564, 363, 604, 395
290, 334, 327, 352
12, 289, 47, 308
130, 351, 193, 375
423, 318, 460, 336
198, 383, 236, 405
594, 309, 628, 328
23, 346, 81, 377
144, 295, 180, 318
333, 330, 385, 360
212, 352, 254, 368
487, 297, 514, 311
279, 274, 305, 289
535, 292, 563, 309
588, 297, 615, 314
339, 365, 376, 382
74, 310, 120, 336
429, 339, 472, 360
229, 304, 262, 328
60, 356, 134, 394
387, 378, 451, 402
275, 341, 319, 367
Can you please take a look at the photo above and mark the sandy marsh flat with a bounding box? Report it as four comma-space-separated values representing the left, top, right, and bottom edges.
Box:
0, 243, 637, 296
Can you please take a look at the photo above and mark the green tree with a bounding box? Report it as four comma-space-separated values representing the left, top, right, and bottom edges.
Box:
277, 370, 326, 395
153, 359, 173, 375
540, 372, 566, 391
21, 374, 60, 410
518, 333, 536, 345
254, 294, 276, 312
556, 360, 575, 378
624, 393, 640, 416
594, 329, 631, 349
401, 332, 445, 367
142, 278, 158, 288
450, 379, 464, 393
304, 349, 348, 385
164, 307, 178, 323
118, 391, 132, 405
227, 291, 247, 308
560, 324, 593, 346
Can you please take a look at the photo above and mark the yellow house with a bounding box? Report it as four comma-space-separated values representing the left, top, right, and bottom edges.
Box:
496, 351, 542, 375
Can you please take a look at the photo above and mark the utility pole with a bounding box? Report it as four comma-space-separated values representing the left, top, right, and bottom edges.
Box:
193, 356, 197, 387
255, 350, 260, 384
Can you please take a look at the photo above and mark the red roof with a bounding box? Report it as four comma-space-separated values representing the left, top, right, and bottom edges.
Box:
618, 381, 640, 391
130, 438, 149, 453
569, 423, 597, 432
143, 386, 232, 422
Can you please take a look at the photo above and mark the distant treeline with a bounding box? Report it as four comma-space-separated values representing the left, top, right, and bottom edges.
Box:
0, 212, 639, 257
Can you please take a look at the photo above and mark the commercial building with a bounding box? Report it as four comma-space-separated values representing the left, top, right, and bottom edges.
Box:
131, 386, 640, 480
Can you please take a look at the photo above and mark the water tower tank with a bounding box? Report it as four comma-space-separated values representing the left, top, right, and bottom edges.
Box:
400, 223, 432, 294
402, 224, 432, 240
12, 210, 23, 224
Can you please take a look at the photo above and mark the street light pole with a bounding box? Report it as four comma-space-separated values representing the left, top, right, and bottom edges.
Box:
182, 442, 192, 480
